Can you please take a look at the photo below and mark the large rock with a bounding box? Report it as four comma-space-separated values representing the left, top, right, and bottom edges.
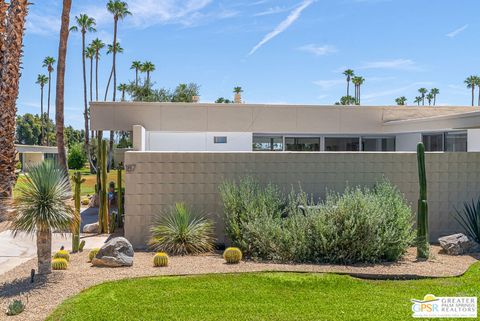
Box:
92, 237, 134, 267
439, 233, 480, 255
83, 222, 99, 233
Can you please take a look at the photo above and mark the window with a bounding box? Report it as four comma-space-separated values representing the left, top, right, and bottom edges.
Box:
325, 137, 359, 151
362, 137, 395, 152
422, 133, 444, 151
253, 136, 283, 151
285, 137, 320, 151
214, 136, 227, 144
445, 131, 467, 152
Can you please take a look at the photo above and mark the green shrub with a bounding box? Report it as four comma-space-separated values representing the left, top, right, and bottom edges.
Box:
67, 143, 87, 170
455, 198, 480, 243
221, 178, 414, 264
53, 250, 70, 262
149, 203, 215, 255
153, 252, 169, 267
52, 258, 68, 270
223, 247, 242, 264
6, 299, 25, 316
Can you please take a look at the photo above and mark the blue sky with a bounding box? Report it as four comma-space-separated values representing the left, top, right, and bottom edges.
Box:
18, 0, 480, 129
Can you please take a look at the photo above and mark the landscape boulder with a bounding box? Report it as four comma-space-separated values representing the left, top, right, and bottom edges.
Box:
82, 222, 99, 233
438, 233, 480, 255
92, 237, 134, 267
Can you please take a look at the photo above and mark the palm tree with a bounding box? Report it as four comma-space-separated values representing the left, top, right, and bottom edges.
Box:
426, 93, 434, 106
343, 69, 354, 98
104, 42, 124, 100
90, 38, 105, 101
352, 76, 365, 105
131, 60, 142, 86
105, 0, 131, 103
42, 56, 55, 145
55, 0, 72, 172
141, 61, 155, 85
395, 96, 407, 106
85, 45, 95, 103
118, 83, 128, 101
464, 76, 476, 107
36, 74, 48, 145
233, 86, 243, 104
70, 14, 96, 149
340, 95, 356, 106
11, 161, 74, 274
0, 0, 29, 207
414, 96, 422, 106
418, 88, 428, 106
430, 88, 439, 106
475, 77, 480, 106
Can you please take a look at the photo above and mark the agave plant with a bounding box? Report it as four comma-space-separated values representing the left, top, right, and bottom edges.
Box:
11, 161, 74, 274
149, 203, 214, 255
455, 198, 480, 243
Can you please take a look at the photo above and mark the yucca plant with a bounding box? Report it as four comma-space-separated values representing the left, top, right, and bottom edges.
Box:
455, 198, 480, 243
11, 161, 74, 274
149, 203, 214, 255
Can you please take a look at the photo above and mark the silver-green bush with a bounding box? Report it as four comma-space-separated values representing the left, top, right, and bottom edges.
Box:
220, 178, 414, 264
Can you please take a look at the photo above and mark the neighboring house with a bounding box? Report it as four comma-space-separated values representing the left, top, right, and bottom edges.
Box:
91, 102, 480, 153
16, 145, 59, 171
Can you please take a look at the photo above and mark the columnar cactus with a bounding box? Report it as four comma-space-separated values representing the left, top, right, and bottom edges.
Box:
53, 250, 70, 262
416, 142, 429, 259
153, 252, 169, 267
117, 164, 123, 228
223, 247, 243, 264
72, 172, 85, 253
98, 140, 109, 233
52, 258, 68, 270
79, 240, 86, 252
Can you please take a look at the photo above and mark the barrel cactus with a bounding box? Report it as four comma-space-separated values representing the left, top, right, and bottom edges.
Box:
81, 198, 90, 206
89, 248, 100, 262
223, 247, 242, 264
52, 258, 68, 270
153, 252, 169, 267
53, 250, 70, 262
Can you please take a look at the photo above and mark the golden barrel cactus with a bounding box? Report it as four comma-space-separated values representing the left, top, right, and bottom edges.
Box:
52, 258, 68, 270
89, 248, 100, 262
153, 252, 169, 267
53, 250, 70, 262
223, 247, 242, 264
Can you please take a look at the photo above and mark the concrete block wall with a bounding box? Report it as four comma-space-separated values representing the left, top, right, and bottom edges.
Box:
124, 152, 480, 249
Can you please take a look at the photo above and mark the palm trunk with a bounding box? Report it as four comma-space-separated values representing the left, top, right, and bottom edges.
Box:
89, 56, 93, 104
55, 0, 72, 173
477, 87, 480, 107
46, 70, 52, 145
108, 18, 119, 170
433, 95, 436, 106
0, 0, 28, 210
95, 53, 99, 101
40, 86, 44, 145
104, 66, 113, 101
135, 68, 138, 86
36, 229, 52, 274
472, 86, 475, 107
122, 89, 125, 101
346, 81, 350, 98
81, 32, 89, 147
358, 85, 361, 105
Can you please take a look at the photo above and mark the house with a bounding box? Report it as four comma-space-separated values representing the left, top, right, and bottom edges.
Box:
15, 144, 60, 171
91, 102, 480, 153
90, 102, 480, 248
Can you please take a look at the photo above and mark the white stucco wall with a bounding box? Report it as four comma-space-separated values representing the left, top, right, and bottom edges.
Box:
467, 129, 480, 152
396, 133, 422, 151
147, 132, 252, 151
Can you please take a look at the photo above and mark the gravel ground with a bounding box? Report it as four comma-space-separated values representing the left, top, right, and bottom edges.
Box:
0, 246, 477, 321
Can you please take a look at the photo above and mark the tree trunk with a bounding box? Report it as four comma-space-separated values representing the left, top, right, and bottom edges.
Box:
0, 0, 29, 215
36, 229, 52, 274
433, 95, 436, 106
40, 86, 44, 145
472, 86, 475, 107
346, 80, 349, 97
135, 68, 138, 86
46, 70, 52, 145
55, 0, 72, 173
108, 18, 118, 170
104, 66, 113, 101
95, 53, 99, 101
89, 56, 93, 104
358, 86, 361, 105
82, 31, 89, 147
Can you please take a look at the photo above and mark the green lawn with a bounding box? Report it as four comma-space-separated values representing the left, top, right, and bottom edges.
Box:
15, 168, 123, 198
48, 262, 480, 321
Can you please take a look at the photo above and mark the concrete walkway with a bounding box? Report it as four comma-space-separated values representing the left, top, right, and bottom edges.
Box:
0, 208, 108, 276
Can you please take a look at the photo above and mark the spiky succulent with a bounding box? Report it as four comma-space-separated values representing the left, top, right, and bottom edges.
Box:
53, 250, 70, 262
89, 248, 100, 262
52, 258, 68, 270
153, 252, 169, 267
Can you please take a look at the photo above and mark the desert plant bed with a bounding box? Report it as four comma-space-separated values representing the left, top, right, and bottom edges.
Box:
0, 247, 477, 321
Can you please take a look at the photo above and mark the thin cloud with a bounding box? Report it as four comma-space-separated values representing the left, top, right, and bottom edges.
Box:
298, 44, 337, 56
254, 6, 290, 17
362, 82, 433, 100
313, 79, 344, 91
446, 24, 468, 38
358, 59, 420, 71
248, 0, 315, 56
